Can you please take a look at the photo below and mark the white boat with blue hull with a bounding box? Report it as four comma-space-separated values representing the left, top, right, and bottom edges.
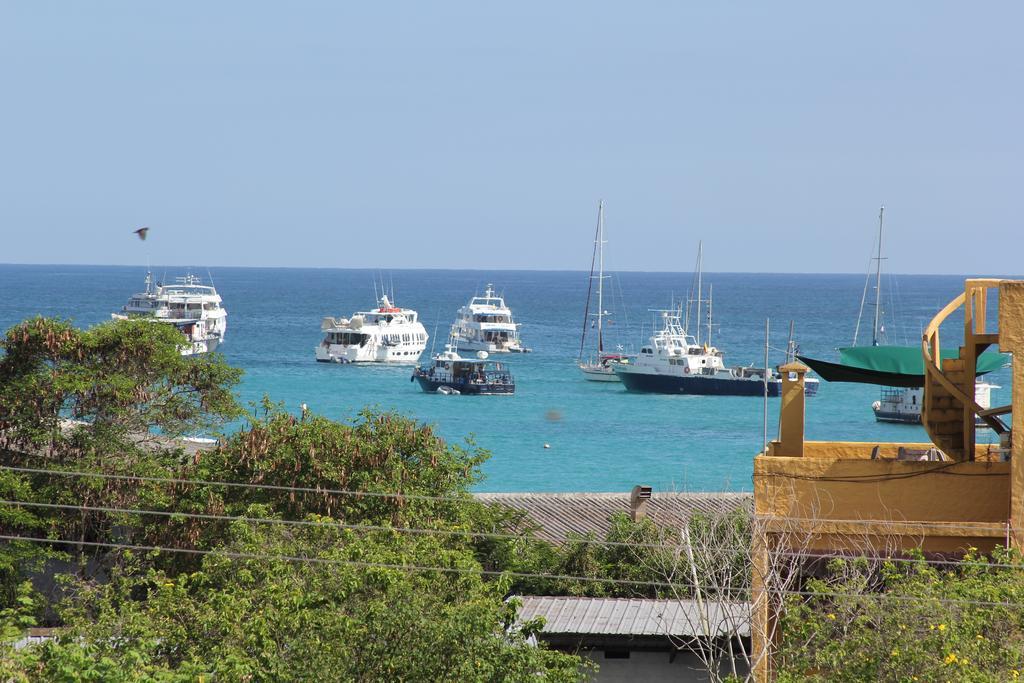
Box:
613, 245, 819, 397
411, 346, 515, 395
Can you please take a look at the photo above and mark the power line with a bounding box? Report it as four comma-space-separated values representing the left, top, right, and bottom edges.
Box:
0, 464, 480, 505
0, 499, 687, 553
779, 588, 1024, 611
0, 533, 744, 594
1, 533, 1019, 612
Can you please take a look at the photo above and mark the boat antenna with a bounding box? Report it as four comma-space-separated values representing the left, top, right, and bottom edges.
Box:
871, 205, 885, 347
206, 268, 216, 288
389, 273, 395, 303
429, 314, 440, 357
578, 201, 602, 362
695, 241, 704, 345
372, 276, 379, 303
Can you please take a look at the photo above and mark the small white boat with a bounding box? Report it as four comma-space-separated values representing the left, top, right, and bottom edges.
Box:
316, 295, 428, 364
873, 383, 998, 425
450, 285, 529, 353
112, 272, 227, 356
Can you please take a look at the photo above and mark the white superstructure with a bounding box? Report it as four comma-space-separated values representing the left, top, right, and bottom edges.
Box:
316, 295, 428, 364
111, 272, 227, 356
450, 285, 529, 353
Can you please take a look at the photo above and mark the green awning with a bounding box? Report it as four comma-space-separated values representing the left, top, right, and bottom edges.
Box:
798, 346, 1008, 388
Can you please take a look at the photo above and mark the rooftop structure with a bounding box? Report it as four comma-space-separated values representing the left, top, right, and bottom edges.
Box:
476, 490, 751, 544
751, 278, 1024, 680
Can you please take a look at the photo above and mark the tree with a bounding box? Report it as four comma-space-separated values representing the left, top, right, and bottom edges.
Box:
777, 548, 1024, 682
0, 318, 585, 680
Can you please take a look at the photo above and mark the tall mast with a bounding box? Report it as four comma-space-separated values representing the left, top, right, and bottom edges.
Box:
695, 241, 703, 345
597, 201, 605, 353
706, 283, 713, 347
872, 205, 885, 347
578, 201, 602, 362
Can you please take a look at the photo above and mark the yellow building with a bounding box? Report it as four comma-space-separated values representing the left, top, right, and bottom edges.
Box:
751, 278, 1022, 680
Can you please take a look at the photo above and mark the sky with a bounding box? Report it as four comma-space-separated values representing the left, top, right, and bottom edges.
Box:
0, 2, 1020, 274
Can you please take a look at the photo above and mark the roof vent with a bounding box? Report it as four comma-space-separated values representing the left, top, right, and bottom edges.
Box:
630, 485, 653, 522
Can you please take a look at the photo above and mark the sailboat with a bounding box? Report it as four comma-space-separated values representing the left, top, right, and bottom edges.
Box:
578, 201, 631, 381
799, 206, 1002, 422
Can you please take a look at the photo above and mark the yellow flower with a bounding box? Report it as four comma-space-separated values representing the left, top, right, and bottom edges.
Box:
944, 652, 958, 665
929, 624, 935, 630
827, 613, 836, 621
938, 623, 947, 632
890, 649, 899, 657
1012, 671, 1020, 679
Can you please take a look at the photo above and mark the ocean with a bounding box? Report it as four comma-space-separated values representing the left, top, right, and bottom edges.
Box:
0, 265, 1009, 493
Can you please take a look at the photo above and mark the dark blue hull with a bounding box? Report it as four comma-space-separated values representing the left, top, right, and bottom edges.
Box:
617, 371, 782, 397
412, 374, 514, 395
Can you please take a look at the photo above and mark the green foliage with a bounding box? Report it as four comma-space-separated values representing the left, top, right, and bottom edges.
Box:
0, 317, 585, 680
777, 548, 1024, 682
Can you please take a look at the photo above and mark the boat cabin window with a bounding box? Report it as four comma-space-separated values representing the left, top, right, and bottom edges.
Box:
329, 332, 369, 346
641, 347, 653, 355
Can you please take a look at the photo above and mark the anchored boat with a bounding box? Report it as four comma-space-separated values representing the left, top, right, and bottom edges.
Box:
111, 272, 227, 356
316, 294, 428, 364
614, 245, 818, 397
450, 285, 529, 353
411, 342, 515, 395
578, 201, 632, 381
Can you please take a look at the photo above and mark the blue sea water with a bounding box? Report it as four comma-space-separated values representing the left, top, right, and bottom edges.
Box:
0, 265, 1010, 493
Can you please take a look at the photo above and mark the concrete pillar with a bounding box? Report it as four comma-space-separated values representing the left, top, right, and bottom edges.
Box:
774, 362, 809, 457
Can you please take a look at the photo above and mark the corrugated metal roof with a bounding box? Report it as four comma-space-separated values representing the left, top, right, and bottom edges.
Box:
517, 596, 750, 638
475, 491, 752, 544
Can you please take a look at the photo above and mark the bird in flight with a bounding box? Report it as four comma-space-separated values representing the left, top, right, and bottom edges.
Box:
133, 227, 149, 241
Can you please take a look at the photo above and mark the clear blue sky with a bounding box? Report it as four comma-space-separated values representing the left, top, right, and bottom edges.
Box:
1, 2, 1020, 273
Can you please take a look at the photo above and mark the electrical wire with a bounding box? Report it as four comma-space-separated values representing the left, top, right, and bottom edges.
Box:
0, 499, 689, 552
0, 533, 745, 593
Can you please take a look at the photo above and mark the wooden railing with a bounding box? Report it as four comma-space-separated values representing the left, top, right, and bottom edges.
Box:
921, 279, 1009, 460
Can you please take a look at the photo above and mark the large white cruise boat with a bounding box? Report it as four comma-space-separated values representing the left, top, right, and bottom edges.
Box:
316, 295, 428, 364
111, 272, 227, 356
450, 285, 529, 353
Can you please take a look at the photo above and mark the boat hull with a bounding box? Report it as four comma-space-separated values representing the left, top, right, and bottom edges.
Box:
412, 375, 514, 395
579, 365, 621, 382
615, 369, 782, 397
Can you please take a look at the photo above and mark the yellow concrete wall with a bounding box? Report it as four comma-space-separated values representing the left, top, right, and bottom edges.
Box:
765, 440, 1001, 461
754, 455, 1009, 524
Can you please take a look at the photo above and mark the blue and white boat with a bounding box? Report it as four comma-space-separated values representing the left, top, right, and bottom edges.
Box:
411, 341, 514, 395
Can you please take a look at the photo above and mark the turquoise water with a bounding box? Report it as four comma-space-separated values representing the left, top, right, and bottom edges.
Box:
0, 265, 1010, 492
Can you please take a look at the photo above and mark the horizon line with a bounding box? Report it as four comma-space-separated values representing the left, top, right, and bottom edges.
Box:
1, 262, 1015, 279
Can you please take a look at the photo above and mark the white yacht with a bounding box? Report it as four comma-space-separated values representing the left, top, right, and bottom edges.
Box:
613, 246, 819, 397
450, 285, 529, 353
316, 295, 428, 364
111, 272, 227, 356
873, 383, 998, 425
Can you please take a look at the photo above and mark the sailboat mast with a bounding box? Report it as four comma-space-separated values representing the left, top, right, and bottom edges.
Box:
578, 201, 602, 362
706, 283, 713, 347
872, 205, 885, 347
695, 241, 703, 346
597, 201, 605, 354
